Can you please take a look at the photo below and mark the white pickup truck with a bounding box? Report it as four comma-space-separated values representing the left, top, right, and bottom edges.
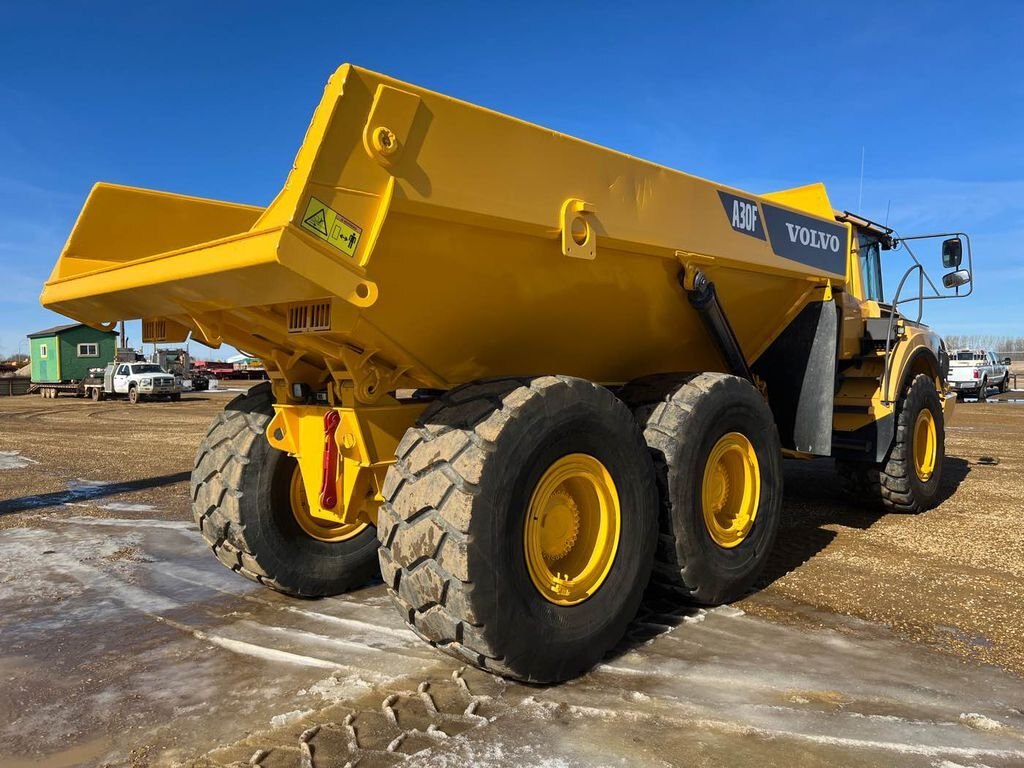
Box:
948, 350, 1010, 400
85, 362, 181, 403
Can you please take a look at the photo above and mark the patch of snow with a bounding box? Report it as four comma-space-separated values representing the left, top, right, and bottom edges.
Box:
66, 479, 112, 492
0, 450, 38, 470
283, 607, 416, 642
167, 624, 344, 670
97, 502, 158, 513
712, 605, 745, 618
304, 674, 373, 703
58, 516, 194, 530
960, 712, 1003, 731
269, 709, 314, 728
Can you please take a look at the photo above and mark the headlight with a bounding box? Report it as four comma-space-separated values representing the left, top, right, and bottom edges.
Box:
141, 378, 152, 386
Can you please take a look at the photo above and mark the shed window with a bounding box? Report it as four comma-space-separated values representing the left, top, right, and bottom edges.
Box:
77, 343, 99, 357
39, 344, 48, 359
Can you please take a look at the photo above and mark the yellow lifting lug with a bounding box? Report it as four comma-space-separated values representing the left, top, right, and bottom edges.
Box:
821, 280, 833, 302
362, 85, 422, 167
561, 199, 596, 260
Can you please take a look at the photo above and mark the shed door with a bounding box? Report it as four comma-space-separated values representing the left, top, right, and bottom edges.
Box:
35, 340, 57, 382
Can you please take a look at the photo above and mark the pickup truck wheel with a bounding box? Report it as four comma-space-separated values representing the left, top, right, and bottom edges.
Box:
191, 382, 379, 597
626, 373, 783, 606
90, 387, 103, 402
836, 373, 944, 513
378, 376, 659, 683
978, 378, 988, 402
999, 374, 1009, 394
128, 386, 139, 404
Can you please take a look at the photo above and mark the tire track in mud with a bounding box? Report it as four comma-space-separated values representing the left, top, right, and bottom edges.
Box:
194, 664, 525, 768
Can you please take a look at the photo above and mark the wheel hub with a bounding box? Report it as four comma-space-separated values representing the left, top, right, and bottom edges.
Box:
913, 408, 937, 482
701, 432, 760, 549
538, 489, 581, 562
289, 464, 369, 542
524, 454, 621, 606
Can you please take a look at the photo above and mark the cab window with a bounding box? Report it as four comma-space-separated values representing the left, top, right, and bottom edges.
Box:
858, 233, 884, 302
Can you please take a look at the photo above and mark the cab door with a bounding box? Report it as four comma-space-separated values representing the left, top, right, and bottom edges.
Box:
112, 364, 130, 393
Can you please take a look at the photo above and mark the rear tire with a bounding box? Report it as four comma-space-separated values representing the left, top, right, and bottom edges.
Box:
626, 373, 783, 606
836, 373, 944, 513
191, 382, 380, 597
378, 376, 659, 683
978, 378, 988, 402
91, 388, 103, 402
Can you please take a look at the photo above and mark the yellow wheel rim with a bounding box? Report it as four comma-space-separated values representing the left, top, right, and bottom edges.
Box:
289, 464, 368, 543
702, 432, 760, 549
913, 408, 937, 482
524, 454, 621, 606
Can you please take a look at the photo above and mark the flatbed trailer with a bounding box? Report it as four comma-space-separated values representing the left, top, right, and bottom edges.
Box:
30, 381, 86, 398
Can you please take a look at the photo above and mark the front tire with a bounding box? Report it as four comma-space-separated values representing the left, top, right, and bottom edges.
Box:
377, 376, 659, 683
128, 386, 139, 404
836, 373, 944, 513
191, 383, 379, 596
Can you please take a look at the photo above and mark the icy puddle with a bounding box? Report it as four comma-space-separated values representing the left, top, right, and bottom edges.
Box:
0, 451, 38, 470
1, 517, 1023, 767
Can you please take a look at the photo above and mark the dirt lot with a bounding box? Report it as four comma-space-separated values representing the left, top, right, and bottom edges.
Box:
1, 390, 1023, 767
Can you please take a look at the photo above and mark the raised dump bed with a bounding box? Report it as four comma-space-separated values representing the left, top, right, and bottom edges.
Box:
42, 64, 966, 683
42, 65, 850, 399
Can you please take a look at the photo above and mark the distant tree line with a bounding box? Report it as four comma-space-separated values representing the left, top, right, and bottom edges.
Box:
943, 335, 1024, 353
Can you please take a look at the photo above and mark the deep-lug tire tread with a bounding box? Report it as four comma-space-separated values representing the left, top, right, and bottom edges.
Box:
380, 376, 549, 677
379, 375, 657, 681
191, 383, 285, 590
835, 373, 944, 514
191, 382, 379, 596
625, 372, 783, 605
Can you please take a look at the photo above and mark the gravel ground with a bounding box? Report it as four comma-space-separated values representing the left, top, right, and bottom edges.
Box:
741, 399, 1024, 675
0, 389, 1022, 766
1, 389, 1019, 677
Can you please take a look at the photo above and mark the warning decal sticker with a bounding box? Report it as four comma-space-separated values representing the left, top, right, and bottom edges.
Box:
300, 197, 362, 258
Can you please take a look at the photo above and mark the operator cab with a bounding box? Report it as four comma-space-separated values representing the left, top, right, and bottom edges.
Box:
836, 211, 896, 304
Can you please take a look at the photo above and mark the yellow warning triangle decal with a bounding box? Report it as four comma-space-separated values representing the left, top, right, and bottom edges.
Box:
303, 207, 329, 237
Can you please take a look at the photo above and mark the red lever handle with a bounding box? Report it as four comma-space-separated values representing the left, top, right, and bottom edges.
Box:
319, 410, 341, 510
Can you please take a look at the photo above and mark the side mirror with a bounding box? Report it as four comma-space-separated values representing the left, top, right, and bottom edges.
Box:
1004, 357, 1013, 366
942, 237, 963, 268
942, 269, 971, 289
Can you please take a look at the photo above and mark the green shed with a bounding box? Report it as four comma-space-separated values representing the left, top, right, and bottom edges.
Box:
27, 323, 117, 384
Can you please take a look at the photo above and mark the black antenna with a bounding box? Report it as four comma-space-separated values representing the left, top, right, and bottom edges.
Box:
884, 199, 891, 227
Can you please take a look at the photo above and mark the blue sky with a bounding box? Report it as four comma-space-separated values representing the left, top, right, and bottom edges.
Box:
1, 2, 1022, 358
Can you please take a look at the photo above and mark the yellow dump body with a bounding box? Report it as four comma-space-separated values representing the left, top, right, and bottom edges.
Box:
42, 64, 848, 403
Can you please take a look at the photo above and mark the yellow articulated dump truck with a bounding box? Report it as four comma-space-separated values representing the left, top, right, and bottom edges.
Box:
42, 65, 974, 683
